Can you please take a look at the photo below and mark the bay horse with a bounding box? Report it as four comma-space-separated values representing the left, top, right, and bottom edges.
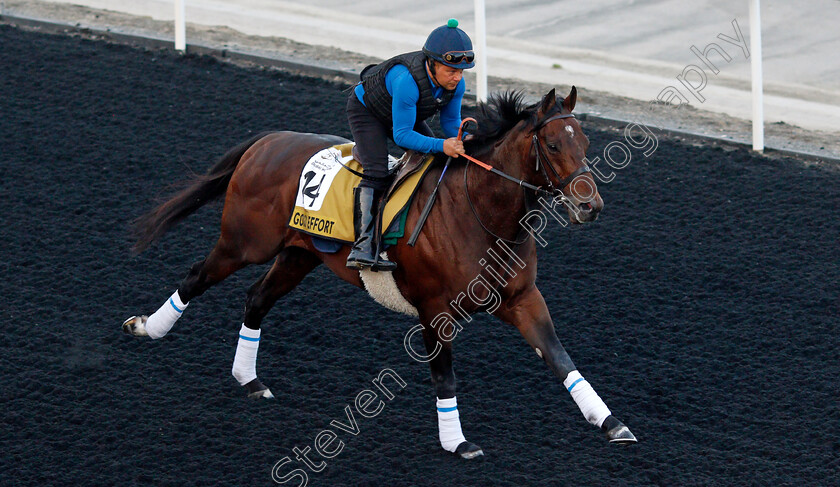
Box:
123, 87, 637, 458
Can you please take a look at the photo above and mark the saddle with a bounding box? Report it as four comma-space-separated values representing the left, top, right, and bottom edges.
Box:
352, 145, 431, 198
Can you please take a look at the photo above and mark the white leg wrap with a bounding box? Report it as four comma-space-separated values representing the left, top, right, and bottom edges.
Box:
232, 324, 260, 386
564, 370, 612, 428
437, 397, 466, 452
145, 290, 188, 339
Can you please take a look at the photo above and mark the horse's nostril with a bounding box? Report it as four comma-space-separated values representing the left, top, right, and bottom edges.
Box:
579, 202, 592, 212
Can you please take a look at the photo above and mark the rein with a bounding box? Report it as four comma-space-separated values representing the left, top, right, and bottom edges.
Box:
463, 112, 591, 244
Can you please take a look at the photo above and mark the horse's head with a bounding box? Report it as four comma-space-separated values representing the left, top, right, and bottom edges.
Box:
529, 87, 603, 223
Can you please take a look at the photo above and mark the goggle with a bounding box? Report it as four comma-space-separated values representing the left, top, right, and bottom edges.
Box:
442, 50, 475, 64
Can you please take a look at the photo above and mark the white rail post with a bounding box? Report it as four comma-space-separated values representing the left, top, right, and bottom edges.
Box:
174, 0, 186, 52
749, 0, 764, 152
474, 0, 488, 102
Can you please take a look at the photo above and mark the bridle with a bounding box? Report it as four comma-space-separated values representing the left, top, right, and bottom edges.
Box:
530, 112, 592, 200
463, 111, 592, 244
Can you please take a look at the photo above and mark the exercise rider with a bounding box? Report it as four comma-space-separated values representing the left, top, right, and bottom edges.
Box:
345, 18, 474, 271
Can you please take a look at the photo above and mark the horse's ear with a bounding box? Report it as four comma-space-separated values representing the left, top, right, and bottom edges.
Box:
562, 86, 577, 113
540, 88, 557, 114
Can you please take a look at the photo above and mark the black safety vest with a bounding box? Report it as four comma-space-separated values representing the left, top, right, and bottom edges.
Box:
360, 51, 455, 127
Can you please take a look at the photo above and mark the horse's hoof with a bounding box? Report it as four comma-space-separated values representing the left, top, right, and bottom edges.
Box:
601, 415, 637, 444
454, 441, 484, 459
122, 315, 149, 337
244, 378, 274, 400
248, 388, 275, 399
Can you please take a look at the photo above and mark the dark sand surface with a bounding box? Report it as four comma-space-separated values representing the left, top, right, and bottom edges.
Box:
1, 25, 838, 486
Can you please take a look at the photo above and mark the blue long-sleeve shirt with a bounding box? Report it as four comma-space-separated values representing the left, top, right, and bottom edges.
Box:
355, 64, 465, 153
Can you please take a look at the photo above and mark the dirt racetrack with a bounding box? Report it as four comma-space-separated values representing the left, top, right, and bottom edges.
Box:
1, 25, 838, 486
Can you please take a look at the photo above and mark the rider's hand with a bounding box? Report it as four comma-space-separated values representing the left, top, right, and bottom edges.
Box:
443, 137, 465, 158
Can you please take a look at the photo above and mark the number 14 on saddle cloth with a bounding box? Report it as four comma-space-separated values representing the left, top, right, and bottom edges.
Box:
288, 143, 435, 245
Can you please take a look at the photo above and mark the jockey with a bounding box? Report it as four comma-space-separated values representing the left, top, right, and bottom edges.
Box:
346, 18, 475, 271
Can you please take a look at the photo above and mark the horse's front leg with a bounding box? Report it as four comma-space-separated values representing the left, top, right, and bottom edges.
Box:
494, 285, 637, 444
417, 308, 484, 459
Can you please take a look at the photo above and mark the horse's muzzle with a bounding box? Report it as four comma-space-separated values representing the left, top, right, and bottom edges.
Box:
569, 195, 603, 223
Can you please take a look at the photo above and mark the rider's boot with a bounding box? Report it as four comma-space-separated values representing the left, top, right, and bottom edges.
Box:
346, 186, 396, 271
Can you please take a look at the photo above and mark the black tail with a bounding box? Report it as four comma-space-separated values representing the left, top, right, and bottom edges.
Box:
132, 132, 272, 253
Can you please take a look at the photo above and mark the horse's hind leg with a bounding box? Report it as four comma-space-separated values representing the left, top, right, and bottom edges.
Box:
417, 305, 484, 459
232, 247, 322, 399
494, 285, 637, 444
122, 239, 248, 339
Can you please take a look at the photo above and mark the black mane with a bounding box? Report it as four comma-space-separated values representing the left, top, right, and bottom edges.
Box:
464, 90, 536, 153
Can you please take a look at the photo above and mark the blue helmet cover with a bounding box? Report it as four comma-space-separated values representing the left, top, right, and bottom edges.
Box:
422, 19, 475, 69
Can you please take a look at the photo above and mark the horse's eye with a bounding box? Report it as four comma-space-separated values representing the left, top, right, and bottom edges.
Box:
547, 143, 558, 151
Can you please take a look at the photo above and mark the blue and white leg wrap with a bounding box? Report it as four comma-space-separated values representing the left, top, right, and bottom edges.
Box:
232, 324, 261, 386
145, 290, 188, 339
437, 397, 466, 452
564, 370, 612, 428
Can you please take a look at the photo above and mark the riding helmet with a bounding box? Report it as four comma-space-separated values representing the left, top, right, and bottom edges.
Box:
422, 19, 475, 69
